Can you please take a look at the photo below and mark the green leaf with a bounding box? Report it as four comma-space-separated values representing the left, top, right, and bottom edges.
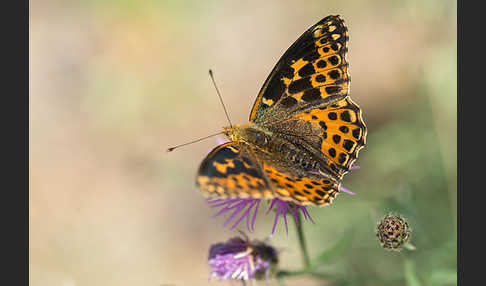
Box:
404, 258, 422, 286
311, 230, 354, 268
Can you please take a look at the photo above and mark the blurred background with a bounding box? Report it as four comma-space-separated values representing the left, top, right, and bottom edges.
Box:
30, 0, 456, 285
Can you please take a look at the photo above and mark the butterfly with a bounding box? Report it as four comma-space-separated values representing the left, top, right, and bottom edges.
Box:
196, 15, 366, 207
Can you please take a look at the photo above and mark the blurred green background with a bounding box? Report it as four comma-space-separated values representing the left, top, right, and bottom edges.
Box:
30, 0, 456, 285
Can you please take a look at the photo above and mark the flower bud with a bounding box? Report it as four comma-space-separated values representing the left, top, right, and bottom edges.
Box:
376, 214, 412, 251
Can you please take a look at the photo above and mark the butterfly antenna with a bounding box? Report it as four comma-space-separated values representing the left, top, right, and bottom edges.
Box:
209, 69, 233, 127
166, 131, 224, 152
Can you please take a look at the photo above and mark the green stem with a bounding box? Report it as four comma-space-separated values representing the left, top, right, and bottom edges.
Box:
295, 210, 311, 269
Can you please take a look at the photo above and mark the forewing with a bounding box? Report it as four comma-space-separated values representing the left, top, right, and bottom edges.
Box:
249, 15, 350, 123
196, 142, 274, 199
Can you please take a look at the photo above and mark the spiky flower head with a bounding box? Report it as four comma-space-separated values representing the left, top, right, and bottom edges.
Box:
207, 197, 315, 235
208, 235, 278, 282
376, 214, 412, 251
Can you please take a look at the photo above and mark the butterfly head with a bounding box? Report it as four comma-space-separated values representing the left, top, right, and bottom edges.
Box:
223, 124, 271, 148
223, 125, 243, 142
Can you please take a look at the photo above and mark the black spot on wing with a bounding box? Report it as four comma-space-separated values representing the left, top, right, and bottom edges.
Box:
298, 63, 316, 78
325, 85, 342, 95
332, 134, 341, 144
316, 60, 327, 68
263, 76, 286, 103
328, 148, 336, 157
319, 121, 328, 130
339, 126, 349, 133
343, 139, 354, 151
315, 74, 326, 83
340, 110, 352, 122
328, 70, 340, 80
301, 88, 321, 102
315, 190, 326, 197
352, 128, 361, 139
281, 96, 298, 108
338, 153, 347, 164
328, 56, 339, 66
288, 78, 313, 94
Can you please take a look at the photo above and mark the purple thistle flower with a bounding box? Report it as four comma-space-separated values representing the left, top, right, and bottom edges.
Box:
207, 197, 314, 235
208, 236, 278, 281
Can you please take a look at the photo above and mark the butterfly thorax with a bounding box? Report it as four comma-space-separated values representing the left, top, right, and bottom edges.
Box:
224, 123, 338, 182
